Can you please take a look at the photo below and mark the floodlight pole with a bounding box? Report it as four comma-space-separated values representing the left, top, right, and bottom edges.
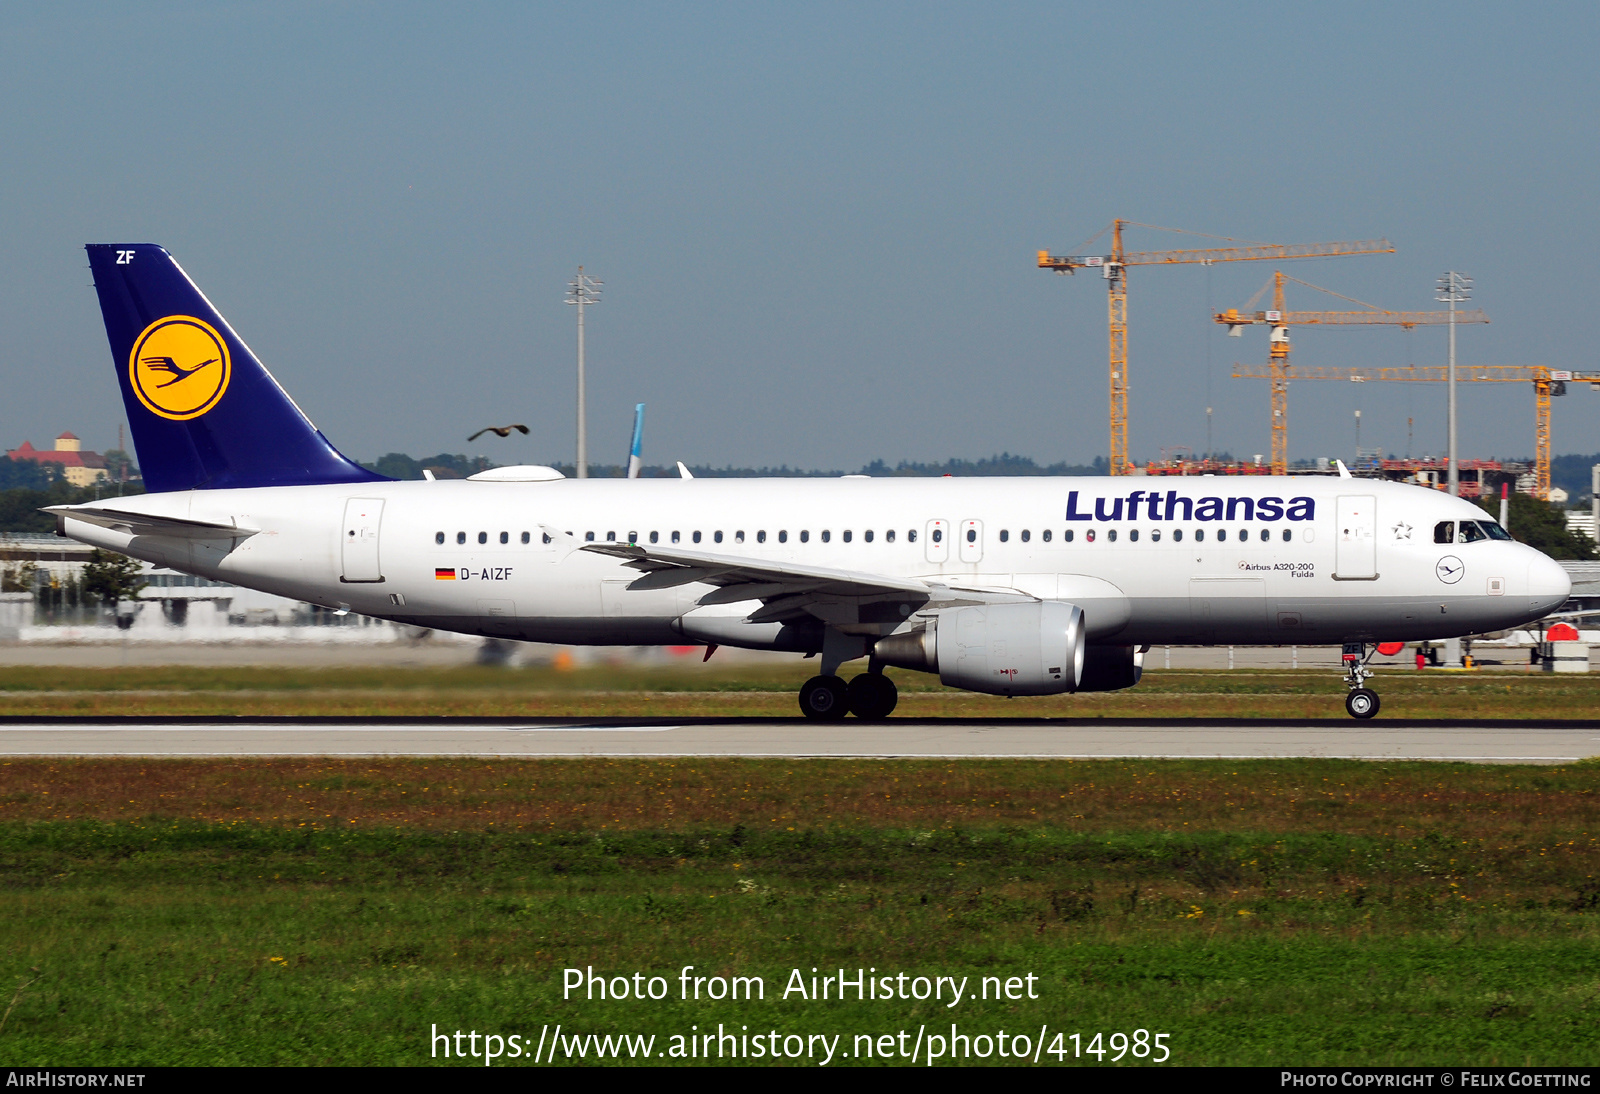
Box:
566, 268, 603, 478
1437, 271, 1472, 496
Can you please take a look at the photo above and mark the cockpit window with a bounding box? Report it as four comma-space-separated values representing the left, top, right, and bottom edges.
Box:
1478, 520, 1513, 541
1433, 521, 1454, 544
1458, 521, 1489, 543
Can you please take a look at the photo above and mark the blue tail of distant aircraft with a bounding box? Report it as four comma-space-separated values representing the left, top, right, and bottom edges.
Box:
626, 403, 645, 479
85, 244, 388, 493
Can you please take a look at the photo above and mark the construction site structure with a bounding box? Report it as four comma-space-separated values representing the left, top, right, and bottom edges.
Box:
1215, 271, 1488, 475
1132, 455, 1534, 497
1140, 458, 1276, 477
1037, 221, 1394, 476
1229, 363, 1600, 499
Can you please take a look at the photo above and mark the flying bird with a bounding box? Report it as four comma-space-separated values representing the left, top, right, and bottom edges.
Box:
468, 424, 530, 441
142, 356, 216, 387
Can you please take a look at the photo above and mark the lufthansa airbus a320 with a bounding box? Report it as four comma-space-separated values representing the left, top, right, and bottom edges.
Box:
50, 245, 1571, 719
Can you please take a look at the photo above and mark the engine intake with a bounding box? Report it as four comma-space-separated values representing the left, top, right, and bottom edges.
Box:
874, 601, 1085, 696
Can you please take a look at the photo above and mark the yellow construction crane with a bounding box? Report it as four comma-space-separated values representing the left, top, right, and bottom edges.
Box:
1216, 271, 1489, 474
1037, 220, 1394, 475
1228, 362, 1600, 499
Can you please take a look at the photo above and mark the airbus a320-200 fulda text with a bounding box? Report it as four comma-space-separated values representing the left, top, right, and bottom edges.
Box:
52, 245, 1571, 719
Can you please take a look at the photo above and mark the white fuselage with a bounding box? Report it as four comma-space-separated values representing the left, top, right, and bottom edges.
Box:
59, 475, 1571, 650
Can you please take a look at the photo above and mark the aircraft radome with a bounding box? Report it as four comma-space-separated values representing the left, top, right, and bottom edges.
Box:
50, 245, 1572, 720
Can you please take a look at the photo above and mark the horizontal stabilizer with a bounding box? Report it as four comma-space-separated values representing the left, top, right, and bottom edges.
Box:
46, 505, 257, 540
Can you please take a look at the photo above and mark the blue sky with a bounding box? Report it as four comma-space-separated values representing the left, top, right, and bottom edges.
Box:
2, 1, 1596, 470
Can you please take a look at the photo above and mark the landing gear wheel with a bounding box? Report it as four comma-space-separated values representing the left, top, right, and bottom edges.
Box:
1345, 688, 1380, 720
799, 675, 850, 721
847, 673, 898, 719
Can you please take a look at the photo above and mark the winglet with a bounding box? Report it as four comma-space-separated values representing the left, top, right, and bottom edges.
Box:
676, 461, 694, 479
1334, 459, 1353, 479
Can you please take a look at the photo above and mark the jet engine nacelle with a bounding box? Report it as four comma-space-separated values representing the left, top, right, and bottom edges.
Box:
874, 601, 1085, 696
1077, 644, 1144, 692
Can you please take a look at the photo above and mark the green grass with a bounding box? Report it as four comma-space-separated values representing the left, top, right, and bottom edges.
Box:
1, 758, 1598, 1065
0, 663, 1595, 719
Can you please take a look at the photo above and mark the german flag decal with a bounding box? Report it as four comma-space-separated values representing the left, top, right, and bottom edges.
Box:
435, 567, 456, 580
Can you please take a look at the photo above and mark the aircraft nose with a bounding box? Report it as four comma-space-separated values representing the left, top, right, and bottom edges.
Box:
1526, 554, 1572, 615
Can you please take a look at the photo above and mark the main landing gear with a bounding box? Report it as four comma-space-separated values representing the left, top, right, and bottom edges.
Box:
798, 671, 898, 720
1341, 642, 1381, 719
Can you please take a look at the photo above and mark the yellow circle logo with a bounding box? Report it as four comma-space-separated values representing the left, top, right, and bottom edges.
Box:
128, 315, 232, 420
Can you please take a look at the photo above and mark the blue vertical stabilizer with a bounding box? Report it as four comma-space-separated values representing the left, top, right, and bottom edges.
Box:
85, 244, 388, 493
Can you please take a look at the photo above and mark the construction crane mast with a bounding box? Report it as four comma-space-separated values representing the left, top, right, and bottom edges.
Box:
1038, 222, 1394, 475
1216, 271, 1489, 474
1228, 362, 1600, 499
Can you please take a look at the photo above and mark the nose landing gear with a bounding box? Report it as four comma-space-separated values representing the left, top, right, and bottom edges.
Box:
1341, 642, 1381, 719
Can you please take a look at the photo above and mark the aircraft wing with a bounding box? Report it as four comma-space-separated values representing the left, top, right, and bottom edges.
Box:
581, 542, 927, 598
46, 505, 258, 540
579, 541, 961, 627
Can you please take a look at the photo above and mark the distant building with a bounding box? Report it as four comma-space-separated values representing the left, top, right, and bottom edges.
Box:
6, 432, 109, 487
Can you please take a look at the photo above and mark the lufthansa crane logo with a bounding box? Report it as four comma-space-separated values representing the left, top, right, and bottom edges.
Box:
128, 315, 232, 420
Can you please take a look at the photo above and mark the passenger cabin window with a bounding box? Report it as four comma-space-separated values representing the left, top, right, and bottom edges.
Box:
886, 529, 895, 543
864, 530, 873, 543
965, 528, 976, 543
606, 532, 616, 542
735, 531, 745, 543
1108, 529, 1118, 542
499, 532, 508, 544
672, 531, 681, 544
800, 530, 810, 543
435, 532, 445, 545
1086, 529, 1096, 542
1434, 521, 1454, 544
1129, 529, 1139, 542
542, 533, 552, 544
1195, 529, 1204, 542
1259, 529, 1269, 542
931, 529, 942, 544
1281, 528, 1291, 542
1173, 529, 1182, 542
521, 532, 531, 544
649, 531, 659, 544
1021, 529, 1030, 543
821, 530, 831, 543
907, 529, 916, 543
778, 530, 788, 543
1041, 529, 1051, 542
714, 531, 724, 543
693, 531, 702, 543
843, 530, 852, 543
1064, 529, 1074, 543
585, 532, 595, 542
478, 532, 488, 545
1151, 529, 1161, 542
999, 529, 1009, 543
757, 530, 766, 543
456, 532, 466, 545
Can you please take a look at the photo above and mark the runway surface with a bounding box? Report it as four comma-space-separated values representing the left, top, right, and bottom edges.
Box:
1, 717, 1597, 763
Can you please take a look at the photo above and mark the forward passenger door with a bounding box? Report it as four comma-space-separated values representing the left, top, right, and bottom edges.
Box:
1334, 495, 1378, 580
